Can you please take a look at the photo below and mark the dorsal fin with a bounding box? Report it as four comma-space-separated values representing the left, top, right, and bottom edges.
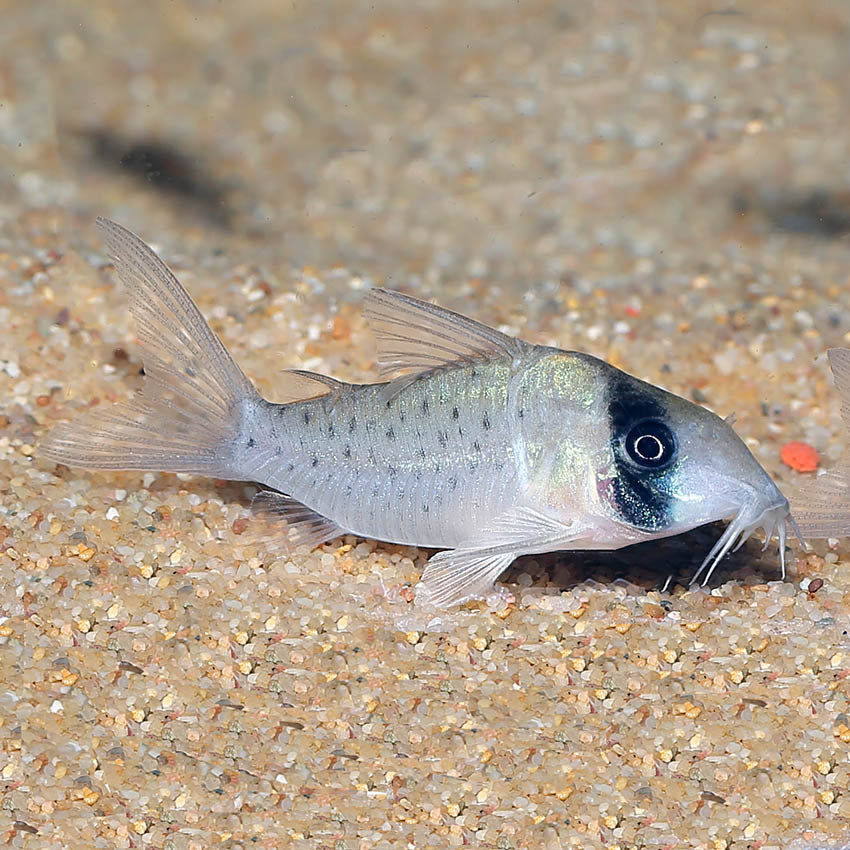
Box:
363, 288, 528, 379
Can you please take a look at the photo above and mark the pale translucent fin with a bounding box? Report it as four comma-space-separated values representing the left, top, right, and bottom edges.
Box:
252, 490, 345, 549
421, 550, 516, 608
363, 288, 529, 379
420, 506, 586, 608
40, 218, 259, 475
794, 465, 850, 538
792, 348, 850, 538
275, 370, 346, 404
829, 347, 850, 429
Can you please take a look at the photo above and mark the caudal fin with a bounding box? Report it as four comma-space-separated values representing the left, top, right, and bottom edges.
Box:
39, 218, 259, 477
793, 348, 850, 538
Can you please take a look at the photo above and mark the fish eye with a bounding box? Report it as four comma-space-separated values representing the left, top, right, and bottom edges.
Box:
623, 419, 677, 469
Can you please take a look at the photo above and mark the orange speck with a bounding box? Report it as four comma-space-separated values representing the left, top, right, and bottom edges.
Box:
780, 441, 819, 472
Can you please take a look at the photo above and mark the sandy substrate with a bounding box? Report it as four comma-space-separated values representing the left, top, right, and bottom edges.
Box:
3, 1, 850, 848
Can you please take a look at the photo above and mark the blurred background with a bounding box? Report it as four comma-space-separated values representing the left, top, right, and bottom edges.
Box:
5, 1, 850, 291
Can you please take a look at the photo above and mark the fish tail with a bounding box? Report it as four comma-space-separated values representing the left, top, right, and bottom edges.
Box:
39, 218, 261, 478
793, 348, 850, 538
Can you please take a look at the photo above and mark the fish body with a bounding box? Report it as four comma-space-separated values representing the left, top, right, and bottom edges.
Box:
40, 219, 797, 606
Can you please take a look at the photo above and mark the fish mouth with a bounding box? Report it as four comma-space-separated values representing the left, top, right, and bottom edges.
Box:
689, 495, 804, 587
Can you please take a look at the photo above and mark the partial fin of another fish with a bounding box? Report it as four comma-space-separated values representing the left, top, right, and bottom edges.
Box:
793, 348, 850, 538
251, 490, 345, 550
40, 218, 265, 476
363, 288, 529, 379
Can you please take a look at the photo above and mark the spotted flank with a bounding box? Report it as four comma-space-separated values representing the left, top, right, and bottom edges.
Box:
40, 219, 799, 607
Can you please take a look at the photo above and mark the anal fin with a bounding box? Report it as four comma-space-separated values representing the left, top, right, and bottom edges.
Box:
252, 490, 345, 550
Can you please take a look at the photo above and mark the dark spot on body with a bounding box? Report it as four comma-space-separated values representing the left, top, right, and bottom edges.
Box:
387, 465, 397, 478
438, 431, 448, 448
518, 407, 524, 419
343, 445, 351, 459
451, 407, 459, 420
303, 410, 311, 425
422, 398, 429, 414
349, 417, 357, 433
482, 414, 491, 430
422, 504, 429, 514
311, 457, 319, 467
386, 426, 395, 440
327, 423, 336, 438
245, 437, 256, 449
472, 440, 481, 453
448, 477, 458, 491
287, 463, 295, 472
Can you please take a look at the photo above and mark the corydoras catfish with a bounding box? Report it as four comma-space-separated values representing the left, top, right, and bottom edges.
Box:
40, 219, 797, 607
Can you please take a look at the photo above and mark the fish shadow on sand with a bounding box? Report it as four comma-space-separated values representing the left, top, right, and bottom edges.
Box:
502, 523, 786, 595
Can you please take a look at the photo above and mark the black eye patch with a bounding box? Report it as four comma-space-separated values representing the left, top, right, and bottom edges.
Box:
606, 374, 675, 531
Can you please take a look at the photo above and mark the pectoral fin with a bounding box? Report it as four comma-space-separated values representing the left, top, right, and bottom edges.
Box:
420, 506, 587, 607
